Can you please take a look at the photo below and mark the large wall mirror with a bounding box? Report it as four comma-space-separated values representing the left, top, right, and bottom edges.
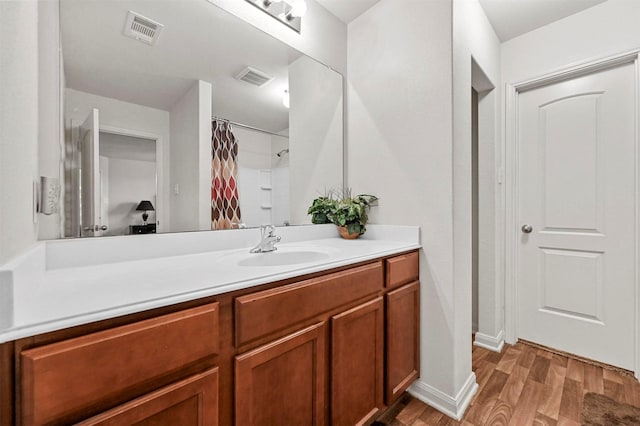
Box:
58, 0, 343, 238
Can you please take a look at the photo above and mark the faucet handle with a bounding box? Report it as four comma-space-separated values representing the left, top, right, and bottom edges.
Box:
261, 224, 275, 236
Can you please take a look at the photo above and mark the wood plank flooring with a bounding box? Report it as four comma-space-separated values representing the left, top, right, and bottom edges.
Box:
385, 341, 640, 425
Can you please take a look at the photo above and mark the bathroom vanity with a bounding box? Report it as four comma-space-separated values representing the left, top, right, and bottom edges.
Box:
0, 226, 420, 425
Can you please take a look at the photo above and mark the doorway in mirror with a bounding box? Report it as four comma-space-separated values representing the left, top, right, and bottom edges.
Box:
67, 106, 162, 238
99, 132, 157, 236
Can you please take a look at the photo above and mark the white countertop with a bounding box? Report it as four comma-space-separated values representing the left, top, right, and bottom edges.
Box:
0, 225, 420, 343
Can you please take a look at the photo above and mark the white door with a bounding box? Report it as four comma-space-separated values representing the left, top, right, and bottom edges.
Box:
517, 62, 636, 370
80, 108, 107, 237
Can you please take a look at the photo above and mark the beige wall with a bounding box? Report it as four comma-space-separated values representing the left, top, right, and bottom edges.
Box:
170, 80, 212, 232
348, 0, 501, 417
502, 0, 640, 83
37, 0, 63, 241
452, 0, 502, 384
289, 55, 343, 224
347, 0, 460, 404
0, 1, 40, 265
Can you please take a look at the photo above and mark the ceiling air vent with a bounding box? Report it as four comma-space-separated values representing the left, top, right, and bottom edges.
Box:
123, 11, 164, 45
235, 67, 274, 87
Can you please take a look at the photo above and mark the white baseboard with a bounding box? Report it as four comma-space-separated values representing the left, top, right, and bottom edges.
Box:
474, 330, 504, 353
408, 372, 478, 420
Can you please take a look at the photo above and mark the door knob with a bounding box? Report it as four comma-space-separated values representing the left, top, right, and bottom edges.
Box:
521, 224, 533, 234
99, 225, 108, 231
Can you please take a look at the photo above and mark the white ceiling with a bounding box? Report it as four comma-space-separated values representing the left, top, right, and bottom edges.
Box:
60, 0, 305, 133
478, 0, 607, 42
61, 0, 610, 130
315, 0, 381, 24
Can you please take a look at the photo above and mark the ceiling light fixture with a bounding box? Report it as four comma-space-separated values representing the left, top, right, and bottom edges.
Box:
287, 0, 307, 19
245, 0, 306, 33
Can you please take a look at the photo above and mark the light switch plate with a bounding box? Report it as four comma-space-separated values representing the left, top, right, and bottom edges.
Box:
38, 176, 61, 215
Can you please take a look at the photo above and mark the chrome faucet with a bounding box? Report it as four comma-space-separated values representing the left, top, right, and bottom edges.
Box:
250, 225, 281, 253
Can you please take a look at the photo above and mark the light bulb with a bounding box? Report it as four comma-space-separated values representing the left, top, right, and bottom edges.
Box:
282, 90, 290, 109
288, 0, 307, 18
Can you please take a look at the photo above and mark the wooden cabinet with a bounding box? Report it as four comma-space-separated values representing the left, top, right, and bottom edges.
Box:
386, 251, 419, 289
235, 323, 326, 426
233, 251, 419, 425
385, 281, 420, 403
235, 262, 382, 347
20, 303, 219, 425
331, 297, 384, 426
233, 261, 389, 426
77, 368, 219, 426
6, 250, 420, 426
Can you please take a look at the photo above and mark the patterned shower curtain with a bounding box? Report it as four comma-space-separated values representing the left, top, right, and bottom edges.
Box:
211, 120, 242, 230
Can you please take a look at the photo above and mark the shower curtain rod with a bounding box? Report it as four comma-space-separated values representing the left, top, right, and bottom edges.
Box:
211, 116, 286, 138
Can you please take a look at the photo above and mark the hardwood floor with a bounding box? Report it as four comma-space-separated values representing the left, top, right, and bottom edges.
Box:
384, 341, 640, 425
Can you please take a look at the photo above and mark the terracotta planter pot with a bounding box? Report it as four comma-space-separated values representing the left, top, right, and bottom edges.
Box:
338, 226, 361, 240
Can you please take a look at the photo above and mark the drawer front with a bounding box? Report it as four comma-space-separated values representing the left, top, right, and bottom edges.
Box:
386, 251, 419, 289
235, 261, 383, 346
21, 302, 219, 425
77, 368, 219, 426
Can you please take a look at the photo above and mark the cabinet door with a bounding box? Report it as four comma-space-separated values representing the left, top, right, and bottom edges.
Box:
386, 281, 420, 403
331, 297, 384, 426
235, 262, 382, 346
21, 303, 219, 425
235, 322, 325, 426
77, 368, 218, 426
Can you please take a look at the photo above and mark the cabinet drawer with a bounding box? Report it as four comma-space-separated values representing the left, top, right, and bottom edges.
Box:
21, 302, 219, 425
386, 251, 419, 289
77, 368, 219, 426
235, 261, 383, 346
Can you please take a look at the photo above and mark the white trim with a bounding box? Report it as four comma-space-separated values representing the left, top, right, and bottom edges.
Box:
98, 124, 159, 141
504, 81, 519, 345
516, 52, 640, 93
634, 54, 640, 381
474, 330, 504, 353
504, 49, 640, 372
408, 373, 478, 421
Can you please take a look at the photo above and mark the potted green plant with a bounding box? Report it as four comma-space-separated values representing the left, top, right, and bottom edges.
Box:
308, 190, 378, 239
307, 195, 337, 224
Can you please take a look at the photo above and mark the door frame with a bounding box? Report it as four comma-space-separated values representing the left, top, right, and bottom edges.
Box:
504, 49, 640, 377
99, 124, 164, 233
